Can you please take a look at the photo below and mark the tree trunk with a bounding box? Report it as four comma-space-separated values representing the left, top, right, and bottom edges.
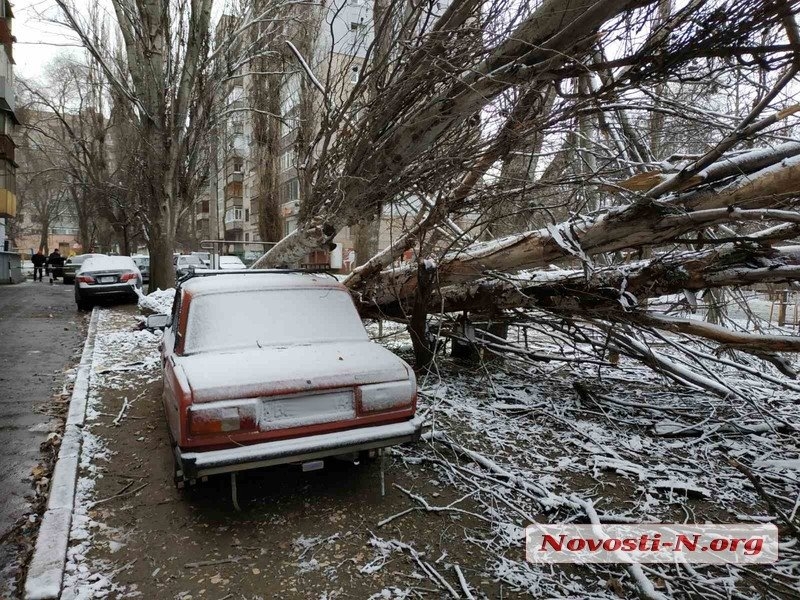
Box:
408, 261, 435, 368
148, 220, 175, 290
357, 151, 800, 307
39, 219, 49, 253
357, 244, 800, 319
352, 215, 381, 268
254, 68, 283, 243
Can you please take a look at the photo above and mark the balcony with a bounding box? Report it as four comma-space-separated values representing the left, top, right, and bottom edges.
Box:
227, 171, 243, 184
0, 187, 15, 218
225, 180, 243, 200
224, 207, 244, 232
224, 197, 243, 211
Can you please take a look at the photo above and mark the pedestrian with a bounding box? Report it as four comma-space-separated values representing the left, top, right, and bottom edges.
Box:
47, 249, 65, 284
31, 249, 46, 282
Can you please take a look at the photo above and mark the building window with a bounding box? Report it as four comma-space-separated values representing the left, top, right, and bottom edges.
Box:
350, 66, 359, 83
224, 207, 244, 223
232, 158, 243, 173
281, 74, 300, 116
232, 120, 244, 134
280, 178, 300, 203
279, 150, 295, 172
245, 208, 250, 221
245, 233, 250, 242
284, 217, 297, 237
280, 115, 298, 137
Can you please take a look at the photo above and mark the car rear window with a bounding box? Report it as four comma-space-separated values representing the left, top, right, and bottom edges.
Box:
81, 256, 137, 272
183, 288, 368, 354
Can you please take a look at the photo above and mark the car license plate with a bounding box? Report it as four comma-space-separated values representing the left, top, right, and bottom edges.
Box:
98, 276, 116, 283
260, 390, 355, 431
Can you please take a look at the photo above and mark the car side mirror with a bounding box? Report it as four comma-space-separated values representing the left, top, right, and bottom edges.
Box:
146, 314, 170, 330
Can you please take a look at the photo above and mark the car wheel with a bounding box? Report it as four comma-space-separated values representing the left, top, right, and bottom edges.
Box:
75, 289, 92, 311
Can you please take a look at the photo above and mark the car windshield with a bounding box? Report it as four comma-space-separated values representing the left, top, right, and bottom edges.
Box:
178, 256, 203, 266
183, 288, 368, 354
133, 257, 149, 266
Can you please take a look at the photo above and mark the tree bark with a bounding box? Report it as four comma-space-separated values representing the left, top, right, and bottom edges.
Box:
408, 261, 435, 368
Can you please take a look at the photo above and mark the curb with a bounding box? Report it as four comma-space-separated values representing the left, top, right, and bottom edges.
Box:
24, 308, 100, 600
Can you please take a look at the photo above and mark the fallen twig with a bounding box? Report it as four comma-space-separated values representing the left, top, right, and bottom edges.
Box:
92, 483, 148, 506
729, 457, 800, 541
112, 397, 131, 426
184, 556, 246, 569
453, 565, 475, 600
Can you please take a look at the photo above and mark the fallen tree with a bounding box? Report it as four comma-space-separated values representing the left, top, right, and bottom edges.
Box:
357, 243, 800, 316
354, 146, 800, 308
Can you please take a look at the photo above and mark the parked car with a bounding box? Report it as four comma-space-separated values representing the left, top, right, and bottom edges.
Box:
218, 255, 247, 270
62, 253, 104, 284
74, 255, 142, 311
131, 255, 150, 283
174, 254, 208, 279
191, 251, 211, 267
147, 271, 421, 488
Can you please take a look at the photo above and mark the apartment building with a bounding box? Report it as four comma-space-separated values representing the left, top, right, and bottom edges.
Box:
0, 0, 16, 250
201, 0, 449, 269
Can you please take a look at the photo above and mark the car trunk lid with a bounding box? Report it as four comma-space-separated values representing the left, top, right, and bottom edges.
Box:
180, 341, 409, 403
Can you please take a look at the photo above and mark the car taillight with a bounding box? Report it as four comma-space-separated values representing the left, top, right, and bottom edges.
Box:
77, 275, 95, 283
188, 401, 258, 436
120, 272, 138, 282
358, 379, 416, 414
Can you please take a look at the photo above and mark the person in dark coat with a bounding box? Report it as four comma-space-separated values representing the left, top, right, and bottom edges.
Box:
31, 250, 46, 282
47, 249, 65, 282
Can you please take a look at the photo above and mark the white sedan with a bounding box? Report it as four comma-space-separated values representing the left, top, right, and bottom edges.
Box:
218, 255, 247, 270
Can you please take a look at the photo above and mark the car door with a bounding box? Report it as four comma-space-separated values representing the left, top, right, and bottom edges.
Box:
161, 290, 188, 445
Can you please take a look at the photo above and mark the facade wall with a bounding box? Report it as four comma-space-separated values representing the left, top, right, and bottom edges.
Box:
0, 0, 15, 252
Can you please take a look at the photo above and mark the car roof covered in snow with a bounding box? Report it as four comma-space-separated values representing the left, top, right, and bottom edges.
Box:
180, 272, 343, 296
81, 255, 138, 272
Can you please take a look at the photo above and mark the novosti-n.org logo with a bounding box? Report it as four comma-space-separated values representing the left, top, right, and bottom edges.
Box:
526, 523, 778, 564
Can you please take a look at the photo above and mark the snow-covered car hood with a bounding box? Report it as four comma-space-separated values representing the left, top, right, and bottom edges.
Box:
178, 341, 411, 403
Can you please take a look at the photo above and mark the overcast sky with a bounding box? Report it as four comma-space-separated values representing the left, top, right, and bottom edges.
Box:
12, 0, 88, 80
13, 0, 230, 82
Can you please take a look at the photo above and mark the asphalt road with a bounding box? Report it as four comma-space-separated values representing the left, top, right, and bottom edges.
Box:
0, 279, 85, 581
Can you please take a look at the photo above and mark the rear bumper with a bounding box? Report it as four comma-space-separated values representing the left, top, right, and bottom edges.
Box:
177, 417, 424, 478
78, 283, 140, 298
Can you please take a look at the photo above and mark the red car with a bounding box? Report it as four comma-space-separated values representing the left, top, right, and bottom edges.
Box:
149, 271, 421, 490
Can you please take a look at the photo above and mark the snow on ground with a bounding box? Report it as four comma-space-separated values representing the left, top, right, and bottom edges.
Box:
61, 309, 162, 600
135, 287, 175, 315
366, 306, 800, 598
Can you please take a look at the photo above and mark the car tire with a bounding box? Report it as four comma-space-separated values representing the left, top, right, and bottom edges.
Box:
75, 289, 92, 312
